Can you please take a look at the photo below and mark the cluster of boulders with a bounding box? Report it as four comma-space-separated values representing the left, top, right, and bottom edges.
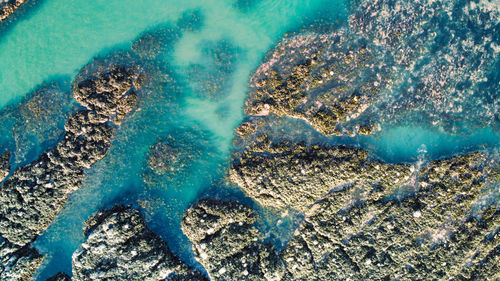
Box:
69, 206, 206, 281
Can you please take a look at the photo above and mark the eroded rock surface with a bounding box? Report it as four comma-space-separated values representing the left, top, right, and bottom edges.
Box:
283, 152, 500, 280
73, 205, 207, 281
0, 239, 43, 281
0, 150, 9, 182
182, 199, 285, 281
230, 140, 411, 212
0, 64, 140, 247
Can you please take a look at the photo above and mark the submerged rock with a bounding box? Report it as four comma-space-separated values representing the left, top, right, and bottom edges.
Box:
143, 128, 208, 188
0, 150, 9, 182
0, 64, 140, 247
0, 0, 29, 22
248, 0, 499, 136
230, 140, 411, 212
182, 199, 285, 281
45, 272, 70, 281
10, 84, 74, 164
348, 0, 500, 133
0, 239, 43, 281
72, 205, 206, 281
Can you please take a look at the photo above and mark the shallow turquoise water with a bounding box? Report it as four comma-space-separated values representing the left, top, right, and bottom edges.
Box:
0, 0, 498, 280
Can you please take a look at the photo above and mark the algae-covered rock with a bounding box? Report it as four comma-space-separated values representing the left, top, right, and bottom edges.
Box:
182, 199, 285, 281
0, 150, 9, 182
230, 140, 411, 212
283, 151, 499, 280
72, 205, 207, 281
0, 64, 141, 247
247, 30, 386, 136
0, 239, 43, 281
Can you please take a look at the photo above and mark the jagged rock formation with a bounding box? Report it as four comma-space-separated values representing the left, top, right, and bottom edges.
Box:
0, 239, 43, 281
283, 152, 500, 280
0, 0, 29, 22
0, 64, 141, 247
72, 205, 207, 281
230, 140, 412, 212
193, 150, 499, 280
0, 150, 9, 182
182, 199, 285, 281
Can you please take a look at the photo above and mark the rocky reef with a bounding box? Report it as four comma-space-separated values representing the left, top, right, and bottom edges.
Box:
0, 64, 140, 247
181, 198, 285, 281
247, 30, 384, 136
0, 239, 42, 281
185, 148, 499, 280
247, 0, 499, 135
230, 140, 412, 212
282, 152, 499, 280
0, 0, 29, 22
0, 150, 9, 182
0, 62, 141, 280
71, 205, 206, 281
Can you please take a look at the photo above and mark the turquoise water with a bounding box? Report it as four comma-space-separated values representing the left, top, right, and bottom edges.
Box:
0, 0, 498, 280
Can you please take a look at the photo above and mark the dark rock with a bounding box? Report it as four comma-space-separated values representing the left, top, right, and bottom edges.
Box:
0, 150, 9, 182
0, 64, 140, 247
45, 272, 71, 281
0, 238, 43, 281
182, 199, 285, 281
72, 205, 206, 281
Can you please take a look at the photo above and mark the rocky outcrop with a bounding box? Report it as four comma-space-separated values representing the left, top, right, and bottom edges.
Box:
0, 64, 140, 247
0, 150, 9, 182
283, 151, 500, 280
72, 205, 206, 281
182, 199, 285, 281
193, 149, 499, 280
247, 0, 499, 136
0, 0, 29, 22
230, 140, 411, 212
0, 239, 43, 281
247, 30, 384, 136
